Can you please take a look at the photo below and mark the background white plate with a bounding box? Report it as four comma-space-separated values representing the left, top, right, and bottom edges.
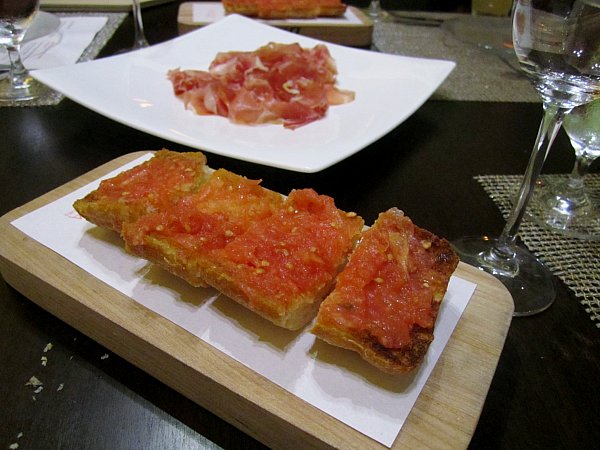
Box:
32, 14, 455, 172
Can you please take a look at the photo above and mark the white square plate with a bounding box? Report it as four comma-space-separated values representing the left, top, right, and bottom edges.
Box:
32, 14, 455, 172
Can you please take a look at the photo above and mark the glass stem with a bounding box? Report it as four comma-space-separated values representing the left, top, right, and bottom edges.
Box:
132, 0, 149, 49
557, 151, 597, 211
6, 43, 29, 89
567, 152, 594, 190
368, 1, 381, 19
488, 103, 568, 272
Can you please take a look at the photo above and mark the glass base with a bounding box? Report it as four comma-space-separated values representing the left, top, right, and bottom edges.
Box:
366, 4, 390, 22
452, 236, 555, 316
526, 179, 600, 241
0, 75, 46, 103
114, 40, 149, 55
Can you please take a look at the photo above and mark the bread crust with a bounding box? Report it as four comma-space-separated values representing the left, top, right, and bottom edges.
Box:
125, 236, 341, 329
312, 208, 459, 374
125, 234, 211, 288
223, 0, 347, 19
311, 317, 435, 374
199, 261, 338, 330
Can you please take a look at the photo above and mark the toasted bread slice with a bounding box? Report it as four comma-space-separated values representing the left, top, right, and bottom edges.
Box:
122, 168, 285, 288
203, 188, 364, 329
311, 208, 459, 374
223, 0, 347, 19
124, 185, 363, 329
73, 150, 210, 233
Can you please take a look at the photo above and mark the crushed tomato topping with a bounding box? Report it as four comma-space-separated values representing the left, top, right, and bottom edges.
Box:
212, 189, 363, 304
123, 168, 283, 249
95, 150, 206, 205
322, 209, 448, 348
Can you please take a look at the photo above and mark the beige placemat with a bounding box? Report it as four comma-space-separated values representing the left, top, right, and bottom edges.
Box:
372, 12, 540, 103
1, 12, 126, 108
476, 173, 600, 327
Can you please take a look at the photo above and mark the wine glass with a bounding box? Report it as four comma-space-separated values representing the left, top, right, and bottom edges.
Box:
131, 0, 149, 50
452, 0, 600, 316
0, 0, 46, 102
527, 98, 600, 239
117, 0, 149, 53
367, 1, 385, 22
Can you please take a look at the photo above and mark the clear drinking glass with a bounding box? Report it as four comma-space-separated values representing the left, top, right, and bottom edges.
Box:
0, 0, 46, 102
131, 0, 149, 50
367, 1, 385, 21
452, 0, 600, 316
117, 0, 148, 53
527, 98, 600, 239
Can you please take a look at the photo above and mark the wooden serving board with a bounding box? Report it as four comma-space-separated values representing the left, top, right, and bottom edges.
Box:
177, 2, 374, 47
0, 152, 513, 449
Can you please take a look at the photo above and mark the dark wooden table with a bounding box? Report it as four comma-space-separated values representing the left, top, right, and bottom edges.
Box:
1, 2, 599, 449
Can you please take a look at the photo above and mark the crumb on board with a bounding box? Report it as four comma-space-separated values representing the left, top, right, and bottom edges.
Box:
57, 383, 64, 392
43, 343, 53, 353
9, 434, 23, 449
100, 354, 109, 360
41, 356, 48, 367
25, 376, 42, 387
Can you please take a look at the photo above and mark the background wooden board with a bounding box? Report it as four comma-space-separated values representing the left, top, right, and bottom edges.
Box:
177, 2, 374, 47
41, 0, 175, 12
0, 152, 513, 449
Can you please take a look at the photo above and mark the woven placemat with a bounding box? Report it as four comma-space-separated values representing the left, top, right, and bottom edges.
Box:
372, 12, 540, 103
1, 12, 126, 108
476, 173, 600, 327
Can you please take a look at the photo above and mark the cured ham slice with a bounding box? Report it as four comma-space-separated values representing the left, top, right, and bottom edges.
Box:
168, 42, 355, 129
